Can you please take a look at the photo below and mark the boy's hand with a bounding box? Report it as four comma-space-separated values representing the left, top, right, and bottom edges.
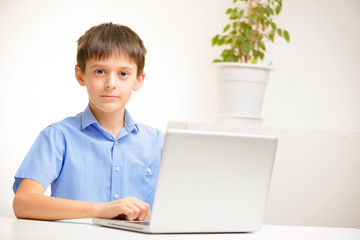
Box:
94, 197, 151, 221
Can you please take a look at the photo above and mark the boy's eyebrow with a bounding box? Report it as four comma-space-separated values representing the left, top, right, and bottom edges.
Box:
89, 63, 135, 71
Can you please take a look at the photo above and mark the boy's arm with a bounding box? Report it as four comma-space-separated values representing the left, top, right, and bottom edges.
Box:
13, 179, 151, 221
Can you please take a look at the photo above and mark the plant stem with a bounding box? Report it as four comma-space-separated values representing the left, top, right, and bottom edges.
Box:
248, 0, 253, 25
245, 0, 254, 63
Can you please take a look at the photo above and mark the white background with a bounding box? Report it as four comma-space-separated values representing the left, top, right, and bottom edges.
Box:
0, 0, 359, 227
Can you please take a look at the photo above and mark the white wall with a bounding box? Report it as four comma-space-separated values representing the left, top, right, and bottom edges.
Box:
0, 0, 359, 228
262, 0, 360, 133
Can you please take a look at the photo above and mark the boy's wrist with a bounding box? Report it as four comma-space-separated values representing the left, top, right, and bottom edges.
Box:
91, 202, 103, 218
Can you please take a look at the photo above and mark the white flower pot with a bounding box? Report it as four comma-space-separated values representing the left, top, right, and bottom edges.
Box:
215, 62, 271, 120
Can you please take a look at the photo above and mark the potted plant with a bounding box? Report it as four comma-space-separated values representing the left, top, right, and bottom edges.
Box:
212, 0, 290, 122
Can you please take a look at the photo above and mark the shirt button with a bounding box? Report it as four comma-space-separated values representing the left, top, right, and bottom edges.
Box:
146, 167, 152, 174
115, 166, 120, 172
114, 193, 119, 199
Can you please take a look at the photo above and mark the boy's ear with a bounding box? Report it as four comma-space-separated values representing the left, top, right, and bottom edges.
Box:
75, 65, 86, 86
133, 72, 145, 91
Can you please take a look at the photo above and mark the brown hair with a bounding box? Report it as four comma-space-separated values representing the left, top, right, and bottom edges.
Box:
76, 22, 147, 77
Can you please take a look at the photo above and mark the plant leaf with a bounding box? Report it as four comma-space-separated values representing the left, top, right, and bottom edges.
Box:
218, 36, 226, 45
269, 33, 275, 42
284, 30, 290, 42
240, 36, 245, 43
259, 51, 264, 60
271, 22, 277, 30
223, 24, 231, 33
229, 8, 239, 20
276, 5, 281, 15
232, 35, 241, 48
266, 6, 274, 16
258, 40, 266, 51
245, 26, 252, 39
212, 34, 220, 46
241, 42, 249, 54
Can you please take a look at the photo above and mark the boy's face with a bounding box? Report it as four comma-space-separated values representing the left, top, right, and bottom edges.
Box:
75, 53, 144, 117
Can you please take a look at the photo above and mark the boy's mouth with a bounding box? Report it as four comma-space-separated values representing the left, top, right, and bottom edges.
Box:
101, 95, 119, 100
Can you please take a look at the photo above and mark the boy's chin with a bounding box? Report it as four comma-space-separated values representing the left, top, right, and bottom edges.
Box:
90, 103, 125, 115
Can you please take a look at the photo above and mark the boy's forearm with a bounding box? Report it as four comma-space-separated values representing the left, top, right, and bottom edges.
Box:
13, 179, 150, 221
13, 192, 99, 220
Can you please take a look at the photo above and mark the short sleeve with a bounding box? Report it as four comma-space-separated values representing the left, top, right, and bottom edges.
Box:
13, 126, 65, 194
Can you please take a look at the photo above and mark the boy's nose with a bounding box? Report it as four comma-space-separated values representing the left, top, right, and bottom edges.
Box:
105, 74, 117, 89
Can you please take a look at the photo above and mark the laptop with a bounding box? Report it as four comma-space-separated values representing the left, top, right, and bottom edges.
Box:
93, 129, 278, 233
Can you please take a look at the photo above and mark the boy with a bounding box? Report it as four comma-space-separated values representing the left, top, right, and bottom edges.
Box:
12, 22, 164, 221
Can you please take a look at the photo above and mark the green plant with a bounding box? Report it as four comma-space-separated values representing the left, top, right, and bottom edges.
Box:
212, 0, 290, 63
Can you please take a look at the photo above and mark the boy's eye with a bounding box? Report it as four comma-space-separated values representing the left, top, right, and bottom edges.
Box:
120, 72, 128, 77
96, 69, 105, 74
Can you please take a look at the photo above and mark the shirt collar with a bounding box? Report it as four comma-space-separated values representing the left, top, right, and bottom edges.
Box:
124, 109, 139, 133
81, 105, 139, 134
81, 105, 98, 130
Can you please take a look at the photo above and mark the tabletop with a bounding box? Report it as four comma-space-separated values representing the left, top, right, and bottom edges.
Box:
1, 213, 359, 240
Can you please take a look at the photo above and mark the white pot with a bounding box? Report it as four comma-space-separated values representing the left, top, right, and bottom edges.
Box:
215, 62, 272, 120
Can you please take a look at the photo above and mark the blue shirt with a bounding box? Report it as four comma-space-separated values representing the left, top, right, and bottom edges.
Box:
13, 106, 164, 208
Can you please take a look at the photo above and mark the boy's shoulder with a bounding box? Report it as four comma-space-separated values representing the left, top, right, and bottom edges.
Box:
51, 112, 82, 128
43, 112, 83, 137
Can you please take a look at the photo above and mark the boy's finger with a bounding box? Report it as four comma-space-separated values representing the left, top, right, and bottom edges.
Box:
133, 200, 151, 219
119, 197, 150, 220
125, 203, 142, 221
134, 203, 148, 221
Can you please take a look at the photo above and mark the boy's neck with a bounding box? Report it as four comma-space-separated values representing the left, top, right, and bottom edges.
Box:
88, 103, 125, 140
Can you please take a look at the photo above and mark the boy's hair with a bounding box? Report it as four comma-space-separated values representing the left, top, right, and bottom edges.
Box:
76, 22, 147, 77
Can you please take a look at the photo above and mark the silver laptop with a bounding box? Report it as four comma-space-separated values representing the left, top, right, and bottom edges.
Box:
93, 129, 278, 233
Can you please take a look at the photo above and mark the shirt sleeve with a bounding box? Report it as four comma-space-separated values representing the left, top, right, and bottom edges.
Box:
13, 125, 65, 194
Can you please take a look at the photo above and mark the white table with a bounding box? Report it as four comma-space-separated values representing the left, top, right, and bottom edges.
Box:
1, 213, 359, 240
